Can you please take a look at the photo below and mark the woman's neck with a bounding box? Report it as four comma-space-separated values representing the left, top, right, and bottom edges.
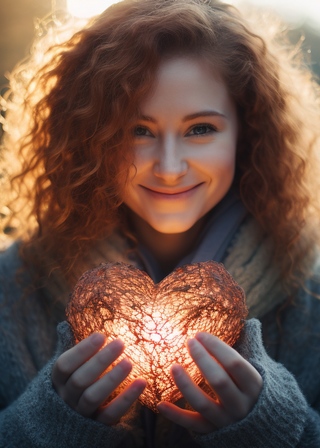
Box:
129, 212, 207, 275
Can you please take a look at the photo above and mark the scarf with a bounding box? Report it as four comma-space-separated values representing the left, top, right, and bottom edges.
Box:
134, 190, 287, 318
39, 191, 287, 319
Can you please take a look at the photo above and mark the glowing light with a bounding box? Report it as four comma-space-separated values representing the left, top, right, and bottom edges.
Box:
67, 0, 121, 19
65, 0, 320, 30
66, 261, 247, 411
229, 0, 320, 30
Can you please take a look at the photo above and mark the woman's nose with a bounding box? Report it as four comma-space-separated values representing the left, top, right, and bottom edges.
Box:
153, 137, 188, 181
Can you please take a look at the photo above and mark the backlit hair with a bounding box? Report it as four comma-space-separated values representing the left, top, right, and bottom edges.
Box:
1, 0, 320, 287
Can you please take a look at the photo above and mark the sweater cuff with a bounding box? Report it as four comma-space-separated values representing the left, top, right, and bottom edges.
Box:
4, 321, 137, 448
192, 319, 308, 448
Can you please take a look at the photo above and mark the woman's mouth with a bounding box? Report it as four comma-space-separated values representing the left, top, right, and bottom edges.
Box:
140, 183, 204, 200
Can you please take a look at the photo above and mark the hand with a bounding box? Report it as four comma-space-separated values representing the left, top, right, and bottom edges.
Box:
52, 333, 146, 425
157, 331, 263, 433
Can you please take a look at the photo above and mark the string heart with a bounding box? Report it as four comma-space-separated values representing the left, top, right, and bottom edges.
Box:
66, 261, 247, 411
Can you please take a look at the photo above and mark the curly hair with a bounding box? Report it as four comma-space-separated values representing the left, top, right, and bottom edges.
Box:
1, 0, 320, 287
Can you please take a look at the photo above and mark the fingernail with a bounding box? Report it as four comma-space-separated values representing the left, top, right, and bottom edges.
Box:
171, 364, 182, 376
108, 338, 124, 350
133, 379, 147, 392
118, 358, 132, 371
195, 332, 207, 342
157, 402, 169, 414
91, 333, 105, 346
187, 338, 198, 349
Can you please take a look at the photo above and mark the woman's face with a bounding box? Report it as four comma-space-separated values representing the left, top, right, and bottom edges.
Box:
123, 57, 238, 234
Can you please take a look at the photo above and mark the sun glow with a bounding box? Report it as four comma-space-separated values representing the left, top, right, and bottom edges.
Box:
65, 0, 320, 29
229, 0, 320, 31
67, 0, 120, 19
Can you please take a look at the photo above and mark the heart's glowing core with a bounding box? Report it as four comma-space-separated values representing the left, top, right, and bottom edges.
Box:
66, 261, 247, 411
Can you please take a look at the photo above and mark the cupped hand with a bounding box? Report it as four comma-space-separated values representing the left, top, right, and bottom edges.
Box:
157, 331, 263, 433
52, 333, 146, 425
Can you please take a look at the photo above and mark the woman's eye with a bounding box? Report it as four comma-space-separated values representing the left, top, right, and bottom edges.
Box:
188, 124, 217, 136
134, 126, 153, 137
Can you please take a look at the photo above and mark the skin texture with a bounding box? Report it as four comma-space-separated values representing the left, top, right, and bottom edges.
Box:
52, 57, 262, 431
123, 57, 238, 269
52, 333, 147, 425
157, 332, 262, 432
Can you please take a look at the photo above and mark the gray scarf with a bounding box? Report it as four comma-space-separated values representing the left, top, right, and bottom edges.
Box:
41, 191, 287, 319
134, 189, 287, 318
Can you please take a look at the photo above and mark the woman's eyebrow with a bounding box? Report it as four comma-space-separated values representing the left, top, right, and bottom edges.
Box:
182, 110, 227, 122
137, 110, 227, 124
137, 114, 157, 123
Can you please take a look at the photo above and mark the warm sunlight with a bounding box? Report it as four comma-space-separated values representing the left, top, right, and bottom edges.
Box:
230, 0, 320, 31
66, 0, 320, 29
67, 0, 121, 18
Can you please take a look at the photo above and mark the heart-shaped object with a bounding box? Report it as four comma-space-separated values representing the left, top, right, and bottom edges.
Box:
66, 261, 247, 412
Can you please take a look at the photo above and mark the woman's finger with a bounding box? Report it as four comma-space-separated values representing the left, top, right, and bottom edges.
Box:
96, 378, 147, 426
53, 333, 107, 388
64, 339, 125, 406
76, 358, 133, 416
187, 338, 240, 411
195, 332, 262, 397
170, 364, 234, 427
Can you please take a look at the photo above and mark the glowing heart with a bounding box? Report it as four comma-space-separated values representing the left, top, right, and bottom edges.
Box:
66, 261, 247, 412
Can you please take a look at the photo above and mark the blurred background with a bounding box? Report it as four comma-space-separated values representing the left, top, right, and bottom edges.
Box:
0, 0, 319, 141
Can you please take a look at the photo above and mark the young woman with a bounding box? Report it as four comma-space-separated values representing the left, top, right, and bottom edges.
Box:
1, 0, 320, 446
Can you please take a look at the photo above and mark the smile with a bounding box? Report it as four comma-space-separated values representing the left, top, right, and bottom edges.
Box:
140, 183, 204, 199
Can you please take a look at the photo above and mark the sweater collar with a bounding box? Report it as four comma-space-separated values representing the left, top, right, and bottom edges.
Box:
135, 188, 247, 283
38, 196, 287, 319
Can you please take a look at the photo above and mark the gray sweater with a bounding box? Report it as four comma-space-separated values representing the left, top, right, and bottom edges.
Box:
1, 229, 320, 447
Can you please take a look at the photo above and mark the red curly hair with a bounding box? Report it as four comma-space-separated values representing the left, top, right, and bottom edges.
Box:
1, 0, 320, 287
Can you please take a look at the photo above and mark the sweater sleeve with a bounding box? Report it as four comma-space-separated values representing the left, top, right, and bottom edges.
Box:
192, 318, 320, 448
0, 321, 139, 448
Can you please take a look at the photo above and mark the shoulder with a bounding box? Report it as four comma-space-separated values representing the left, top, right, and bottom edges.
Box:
0, 241, 25, 285
279, 254, 320, 334
265, 256, 320, 360
260, 264, 320, 405
0, 241, 34, 308
0, 240, 31, 277
260, 251, 320, 345
305, 254, 320, 295
295, 260, 320, 329
0, 240, 24, 271
289, 253, 320, 323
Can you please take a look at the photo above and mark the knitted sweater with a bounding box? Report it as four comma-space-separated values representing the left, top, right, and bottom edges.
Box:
1, 220, 320, 447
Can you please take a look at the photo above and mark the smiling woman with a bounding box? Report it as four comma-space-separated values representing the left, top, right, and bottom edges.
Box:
123, 57, 238, 267
1, 0, 320, 447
